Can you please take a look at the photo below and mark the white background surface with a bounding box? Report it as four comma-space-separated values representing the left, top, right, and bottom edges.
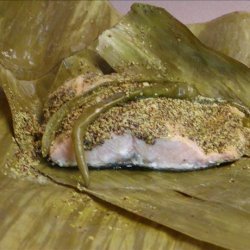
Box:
110, 1, 250, 23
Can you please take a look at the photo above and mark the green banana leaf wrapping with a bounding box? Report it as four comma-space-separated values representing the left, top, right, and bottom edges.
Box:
188, 12, 250, 68
50, 50, 104, 93
0, 173, 222, 250
97, 4, 250, 109
0, 1, 119, 80
0, 2, 250, 250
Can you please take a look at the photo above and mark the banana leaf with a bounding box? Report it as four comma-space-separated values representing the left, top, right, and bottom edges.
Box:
49, 49, 114, 94
97, 4, 250, 109
35, 154, 250, 250
0, 1, 120, 80
188, 12, 250, 68
0, 2, 250, 250
0, 89, 15, 170
0, 173, 223, 250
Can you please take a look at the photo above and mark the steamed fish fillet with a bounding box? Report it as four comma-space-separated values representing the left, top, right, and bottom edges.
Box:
49, 98, 249, 170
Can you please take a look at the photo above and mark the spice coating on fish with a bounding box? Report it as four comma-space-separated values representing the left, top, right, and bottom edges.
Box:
49, 98, 249, 170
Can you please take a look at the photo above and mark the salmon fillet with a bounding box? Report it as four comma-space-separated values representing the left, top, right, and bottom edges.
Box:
48, 98, 249, 170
